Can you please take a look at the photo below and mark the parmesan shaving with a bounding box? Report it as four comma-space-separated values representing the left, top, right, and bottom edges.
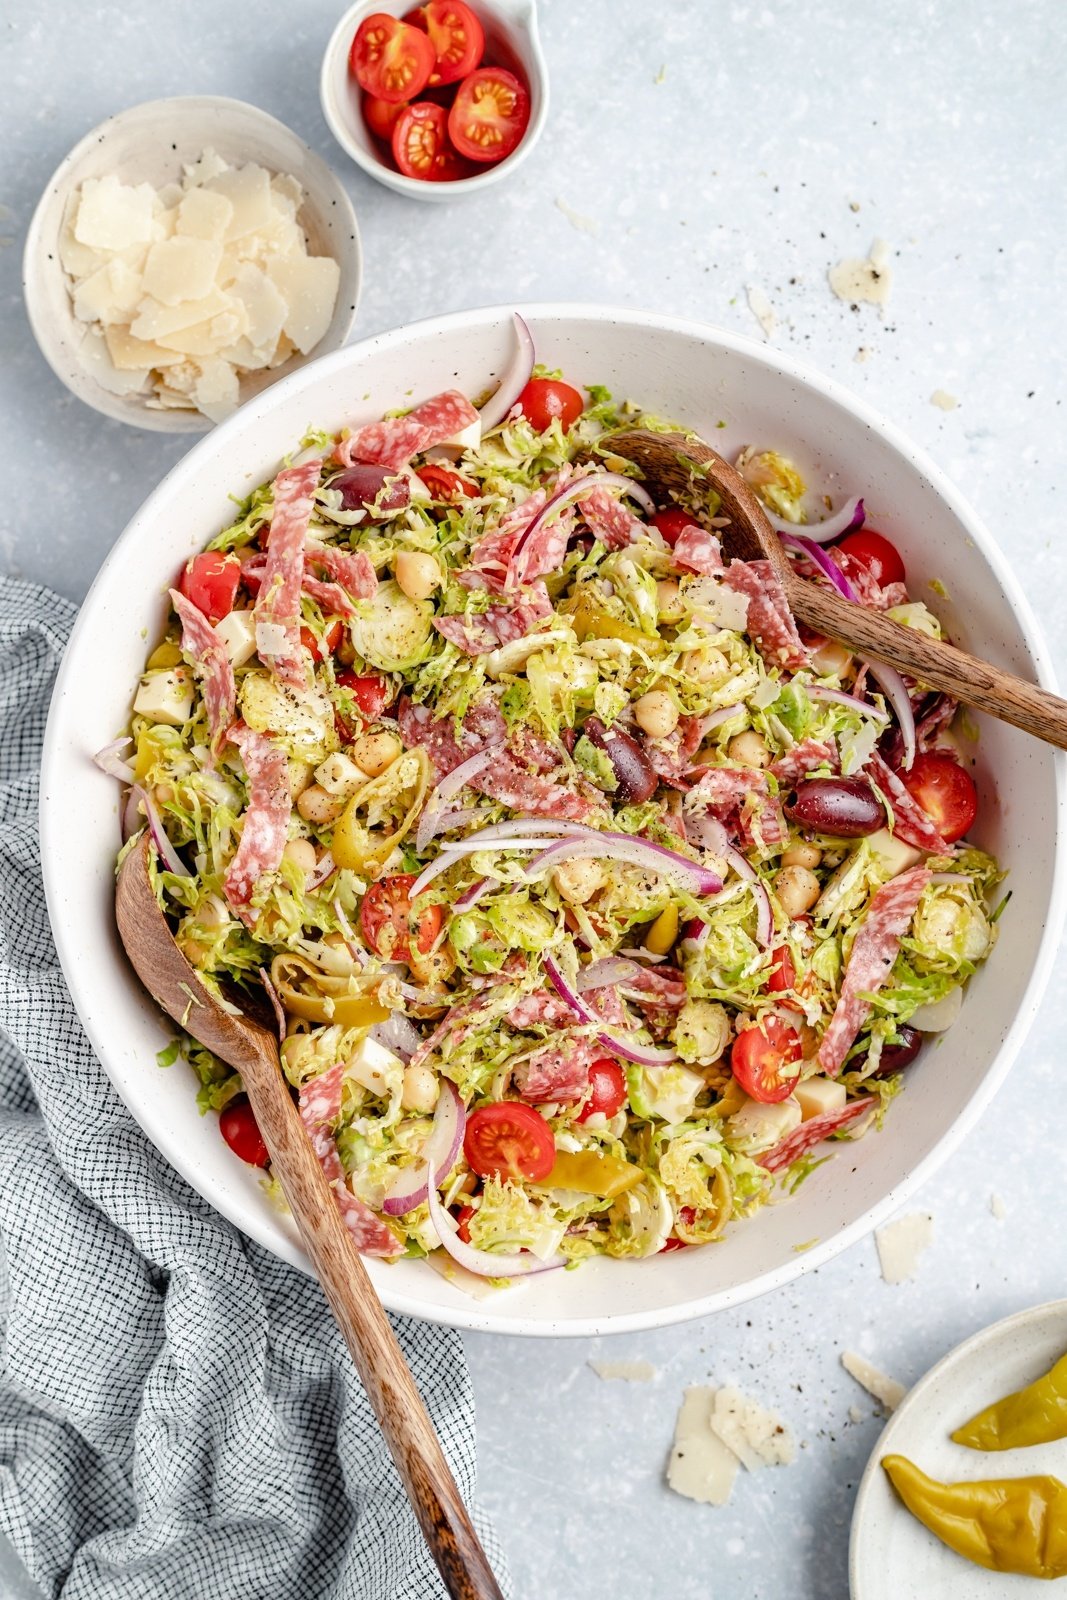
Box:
990, 1192, 1007, 1220
930, 388, 959, 411
745, 284, 777, 339
666, 1387, 740, 1506
589, 1359, 657, 1382
875, 1211, 933, 1284
841, 1349, 906, 1410
829, 238, 892, 313
710, 1386, 795, 1470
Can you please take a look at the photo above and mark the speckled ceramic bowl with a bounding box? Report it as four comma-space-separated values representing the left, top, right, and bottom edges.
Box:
23, 96, 362, 432
40, 305, 1066, 1335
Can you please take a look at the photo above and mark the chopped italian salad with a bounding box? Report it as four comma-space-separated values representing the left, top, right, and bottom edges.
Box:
103, 315, 1002, 1280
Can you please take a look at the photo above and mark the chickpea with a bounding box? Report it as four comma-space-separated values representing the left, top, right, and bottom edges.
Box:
656, 579, 686, 624
154, 782, 175, 805
681, 646, 729, 687
727, 729, 770, 768
810, 638, 853, 677
781, 841, 822, 871
774, 864, 821, 918
552, 858, 604, 903
395, 551, 441, 601
282, 838, 318, 876
633, 690, 679, 739
350, 728, 402, 779
296, 784, 344, 825
401, 1063, 440, 1114
408, 943, 457, 989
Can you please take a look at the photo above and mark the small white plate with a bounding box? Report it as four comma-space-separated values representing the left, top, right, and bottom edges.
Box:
851, 1300, 1067, 1597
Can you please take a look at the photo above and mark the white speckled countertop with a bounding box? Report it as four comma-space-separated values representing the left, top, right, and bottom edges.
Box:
3, 2, 1065, 1595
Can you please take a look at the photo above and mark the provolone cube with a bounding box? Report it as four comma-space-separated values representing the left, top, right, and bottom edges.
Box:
868, 828, 922, 877
142, 236, 223, 307
214, 610, 258, 667
130, 287, 232, 341
206, 162, 274, 241
794, 1076, 847, 1122
177, 186, 234, 242
133, 669, 193, 726
266, 253, 339, 354
74, 175, 156, 252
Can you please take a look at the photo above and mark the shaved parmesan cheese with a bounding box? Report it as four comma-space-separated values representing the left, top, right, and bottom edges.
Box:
104, 325, 185, 371
829, 239, 893, 312
74, 175, 156, 252
667, 1388, 740, 1507
991, 1192, 1007, 1220
589, 1359, 657, 1382
930, 388, 959, 411
875, 1211, 933, 1284
841, 1350, 906, 1410
206, 162, 275, 241
72, 257, 144, 326
266, 254, 341, 355
256, 621, 291, 658
683, 575, 750, 632
143, 236, 223, 307
746, 283, 777, 339
229, 262, 288, 355
130, 287, 233, 342
78, 327, 150, 397
710, 1386, 795, 1470
183, 148, 229, 188
176, 186, 234, 242
271, 171, 304, 214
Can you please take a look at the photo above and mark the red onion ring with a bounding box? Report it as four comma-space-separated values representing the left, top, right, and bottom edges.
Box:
408, 835, 577, 901
766, 496, 865, 543
478, 312, 536, 431
382, 1078, 465, 1217
454, 878, 491, 911
700, 703, 745, 734
781, 532, 859, 600
426, 1164, 566, 1278
512, 471, 657, 575
331, 897, 368, 968
866, 661, 916, 770
576, 956, 642, 991
528, 834, 721, 897
369, 1012, 424, 1060
416, 747, 497, 852
93, 736, 135, 784
807, 684, 889, 722
543, 954, 677, 1067
142, 790, 192, 878
307, 851, 336, 890
121, 784, 144, 844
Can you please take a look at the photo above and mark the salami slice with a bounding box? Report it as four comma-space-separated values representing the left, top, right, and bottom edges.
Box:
472, 751, 600, 822
398, 695, 508, 779
469, 487, 551, 586
298, 1065, 399, 1257
433, 583, 552, 656
509, 990, 577, 1031
336, 390, 479, 472
673, 525, 724, 577
817, 864, 932, 1076
169, 589, 235, 755
687, 762, 785, 851
242, 548, 368, 618
759, 1096, 874, 1174
866, 752, 948, 853
620, 965, 688, 1011
223, 723, 291, 920
254, 459, 320, 688
770, 737, 840, 789
580, 484, 646, 550
513, 1037, 604, 1103
643, 714, 705, 790
722, 560, 808, 670
306, 543, 377, 602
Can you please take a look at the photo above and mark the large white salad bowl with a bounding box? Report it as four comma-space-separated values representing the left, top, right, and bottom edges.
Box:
40, 304, 1065, 1336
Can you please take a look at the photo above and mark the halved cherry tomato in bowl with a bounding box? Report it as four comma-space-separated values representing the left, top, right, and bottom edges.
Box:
179, 551, 241, 624
900, 751, 978, 843
766, 944, 796, 994
301, 618, 345, 663
362, 92, 408, 142
836, 528, 906, 588
651, 508, 698, 547
456, 1203, 477, 1243
516, 377, 584, 432
359, 872, 442, 962
463, 1102, 556, 1183
576, 1057, 627, 1123
336, 669, 391, 723
350, 12, 435, 102
219, 1097, 270, 1168
405, 0, 485, 85
392, 101, 469, 180
417, 463, 478, 501
730, 1016, 804, 1103
448, 66, 530, 164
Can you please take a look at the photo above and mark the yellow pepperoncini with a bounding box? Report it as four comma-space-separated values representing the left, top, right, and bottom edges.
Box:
567, 593, 652, 649
952, 1352, 1067, 1452
146, 638, 183, 670
537, 1150, 644, 1200
644, 904, 679, 956
882, 1454, 1067, 1580
332, 748, 430, 874
271, 954, 389, 1028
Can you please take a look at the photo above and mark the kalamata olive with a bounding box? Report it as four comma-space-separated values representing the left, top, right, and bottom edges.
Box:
333, 463, 410, 513
866, 1025, 923, 1078
582, 715, 658, 804
784, 777, 886, 838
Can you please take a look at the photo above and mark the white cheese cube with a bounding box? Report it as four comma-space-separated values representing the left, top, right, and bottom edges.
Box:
727, 1094, 802, 1153
213, 609, 257, 667
314, 751, 367, 798
444, 416, 482, 452
868, 827, 922, 876
265, 253, 340, 354
347, 1035, 403, 1098
133, 668, 193, 726
794, 1076, 847, 1122
74, 175, 157, 252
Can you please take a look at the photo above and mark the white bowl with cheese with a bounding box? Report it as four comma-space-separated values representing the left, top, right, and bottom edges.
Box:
23, 96, 362, 432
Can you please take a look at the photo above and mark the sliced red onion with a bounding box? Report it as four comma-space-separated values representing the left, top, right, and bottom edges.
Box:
382, 1078, 465, 1217
576, 956, 642, 991
416, 748, 497, 852
93, 736, 135, 784
513, 471, 656, 572
929, 872, 969, 885
683, 811, 730, 856
258, 967, 287, 1044
426, 1164, 566, 1278
331, 897, 368, 967
706, 835, 773, 946
866, 660, 916, 770
528, 834, 721, 897
307, 851, 336, 890
807, 684, 889, 722
700, 703, 745, 734
781, 532, 859, 600
409, 836, 573, 901
766, 495, 865, 543
544, 955, 677, 1067
417, 806, 486, 848
456, 817, 597, 845
121, 784, 144, 843
142, 790, 192, 878
478, 312, 536, 431
455, 878, 491, 911
369, 1012, 424, 1060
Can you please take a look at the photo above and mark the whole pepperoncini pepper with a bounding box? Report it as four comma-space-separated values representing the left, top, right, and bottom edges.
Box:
952, 1351, 1067, 1452
882, 1454, 1067, 1579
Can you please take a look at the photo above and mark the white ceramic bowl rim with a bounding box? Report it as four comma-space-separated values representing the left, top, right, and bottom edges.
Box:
40, 303, 1067, 1336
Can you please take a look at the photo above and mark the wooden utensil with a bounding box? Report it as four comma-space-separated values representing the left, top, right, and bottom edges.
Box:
115, 834, 503, 1600
605, 428, 1067, 749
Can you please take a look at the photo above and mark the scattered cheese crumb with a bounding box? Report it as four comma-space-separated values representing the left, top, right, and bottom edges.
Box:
745, 283, 777, 339
855, 346, 873, 364
848, 1404, 865, 1424
930, 389, 959, 411
849, 199, 861, 213
841, 1350, 906, 1411
828, 238, 892, 313
589, 1359, 657, 1382
666, 1387, 740, 1506
710, 1386, 795, 1470
654, 63, 667, 84
554, 197, 600, 236
991, 1192, 1007, 1220
875, 1211, 934, 1284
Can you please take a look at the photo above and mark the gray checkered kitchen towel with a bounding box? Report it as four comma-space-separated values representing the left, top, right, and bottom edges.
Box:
0, 576, 509, 1600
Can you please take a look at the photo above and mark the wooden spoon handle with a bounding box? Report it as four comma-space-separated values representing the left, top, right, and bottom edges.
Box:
238, 1046, 504, 1600
789, 576, 1067, 749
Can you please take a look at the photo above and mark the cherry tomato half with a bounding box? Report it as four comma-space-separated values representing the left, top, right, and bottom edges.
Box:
417, 463, 479, 501
835, 528, 906, 589
463, 1102, 556, 1183
350, 12, 435, 102
392, 100, 468, 180
516, 377, 585, 433
900, 751, 978, 844
336, 669, 391, 722
456, 1203, 476, 1243
301, 618, 345, 664
360, 873, 443, 963
576, 1057, 627, 1123
407, 0, 485, 85
362, 92, 407, 141
179, 551, 241, 624
219, 1097, 270, 1167
661, 1205, 695, 1251
651, 507, 698, 548
766, 944, 796, 994
731, 1016, 804, 1104
448, 66, 530, 164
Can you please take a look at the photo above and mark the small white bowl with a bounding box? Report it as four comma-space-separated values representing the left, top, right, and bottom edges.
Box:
321, 0, 548, 202
23, 96, 363, 433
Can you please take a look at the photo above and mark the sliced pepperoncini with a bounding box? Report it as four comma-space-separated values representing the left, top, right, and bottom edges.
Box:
567, 593, 653, 649
331, 747, 430, 874
952, 1351, 1067, 1452
271, 953, 389, 1028
146, 639, 184, 670
537, 1149, 644, 1200
644, 904, 679, 956
882, 1454, 1067, 1579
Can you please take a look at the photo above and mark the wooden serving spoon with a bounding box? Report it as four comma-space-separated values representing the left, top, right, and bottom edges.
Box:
605, 428, 1067, 749
115, 834, 504, 1600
